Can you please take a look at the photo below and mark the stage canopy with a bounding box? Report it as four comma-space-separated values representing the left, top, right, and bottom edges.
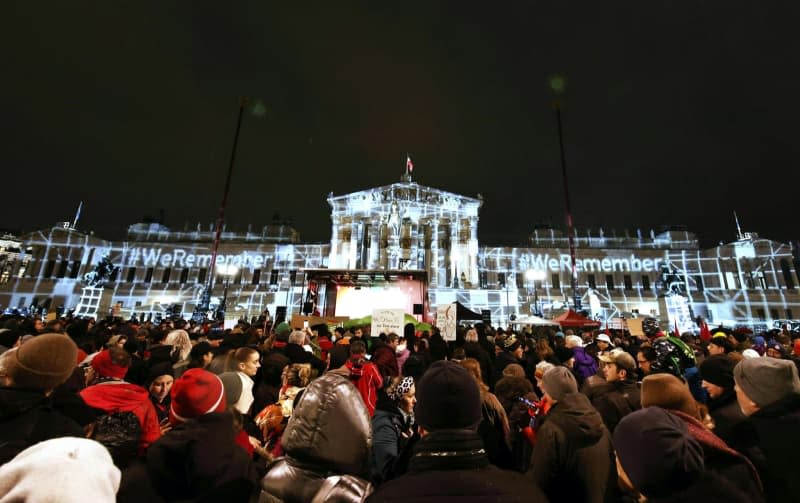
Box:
554, 309, 601, 328
509, 315, 560, 326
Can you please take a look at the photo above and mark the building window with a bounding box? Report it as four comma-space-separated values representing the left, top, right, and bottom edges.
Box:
43, 260, 55, 278
606, 274, 615, 290
69, 260, 81, 278
642, 275, 650, 290
198, 268, 207, 284
787, 308, 794, 319
497, 272, 506, 288
162, 268, 171, 284
515, 273, 524, 289
770, 308, 779, 320
126, 267, 137, 283
623, 275, 632, 291
756, 308, 766, 321
144, 268, 154, 283
179, 268, 189, 284
781, 259, 796, 289
252, 269, 261, 285
479, 271, 488, 289
587, 274, 596, 289
270, 269, 279, 285
56, 260, 68, 278
694, 274, 704, 292
109, 267, 119, 282
551, 273, 560, 290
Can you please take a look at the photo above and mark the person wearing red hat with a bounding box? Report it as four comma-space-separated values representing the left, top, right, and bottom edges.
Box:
144, 368, 256, 501
80, 347, 161, 453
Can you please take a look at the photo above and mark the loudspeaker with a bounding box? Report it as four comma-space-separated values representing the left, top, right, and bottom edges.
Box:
481, 309, 492, 324
302, 302, 313, 315
413, 303, 423, 315
274, 306, 287, 325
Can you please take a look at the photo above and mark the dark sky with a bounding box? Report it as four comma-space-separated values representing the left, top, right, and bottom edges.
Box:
4, 1, 799, 248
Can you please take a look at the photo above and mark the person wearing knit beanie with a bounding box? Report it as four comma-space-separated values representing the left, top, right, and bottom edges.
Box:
169, 368, 226, 425
640, 373, 700, 419
699, 356, 744, 443
414, 360, 482, 430
5, 333, 77, 391
0, 437, 121, 502
734, 357, 800, 415
541, 366, 578, 402
613, 407, 705, 499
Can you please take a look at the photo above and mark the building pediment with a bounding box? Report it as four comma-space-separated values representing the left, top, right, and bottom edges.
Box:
328, 182, 482, 213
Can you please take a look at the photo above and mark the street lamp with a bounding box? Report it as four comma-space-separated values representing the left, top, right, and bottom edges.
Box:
526, 269, 546, 316
215, 264, 239, 321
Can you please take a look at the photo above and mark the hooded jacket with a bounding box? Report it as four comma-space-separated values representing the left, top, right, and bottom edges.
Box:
706, 387, 745, 444
345, 357, 383, 416
80, 381, 161, 451
571, 347, 598, 381
529, 392, 615, 503
590, 378, 641, 434
260, 372, 373, 503
0, 387, 85, 464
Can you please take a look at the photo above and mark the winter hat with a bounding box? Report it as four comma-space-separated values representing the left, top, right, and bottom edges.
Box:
145, 361, 174, 386
599, 349, 636, 373
502, 363, 526, 379
169, 368, 226, 425
414, 360, 482, 430
699, 355, 735, 389
595, 334, 613, 345
554, 331, 565, 338
641, 373, 699, 418
0, 437, 120, 503
219, 371, 243, 408
741, 348, 760, 359
189, 341, 213, 360
708, 337, 733, 354
541, 366, 578, 402
6, 333, 77, 390
734, 357, 800, 408
500, 333, 521, 352
614, 407, 704, 498
91, 348, 129, 379
273, 322, 291, 348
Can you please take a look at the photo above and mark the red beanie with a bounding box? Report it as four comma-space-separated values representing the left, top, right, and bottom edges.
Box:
91, 349, 128, 379
169, 368, 226, 425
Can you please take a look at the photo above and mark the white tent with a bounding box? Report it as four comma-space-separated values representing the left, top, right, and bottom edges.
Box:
508, 314, 560, 326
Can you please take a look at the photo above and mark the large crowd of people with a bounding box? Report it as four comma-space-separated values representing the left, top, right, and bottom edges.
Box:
1, 312, 799, 502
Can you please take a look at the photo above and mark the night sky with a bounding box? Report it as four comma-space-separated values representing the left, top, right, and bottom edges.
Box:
5, 1, 799, 248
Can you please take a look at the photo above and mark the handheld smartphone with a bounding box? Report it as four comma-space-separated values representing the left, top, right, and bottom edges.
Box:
303, 320, 309, 329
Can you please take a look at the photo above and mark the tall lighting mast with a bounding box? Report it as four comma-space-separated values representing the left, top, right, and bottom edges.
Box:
550, 75, 581, 311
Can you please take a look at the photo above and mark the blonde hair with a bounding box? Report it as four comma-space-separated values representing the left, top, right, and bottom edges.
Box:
165, 330, 192, 362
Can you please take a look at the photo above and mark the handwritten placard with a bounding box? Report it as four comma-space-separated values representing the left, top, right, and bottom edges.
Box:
371, 308, 405, 338
436, 303, 458, 341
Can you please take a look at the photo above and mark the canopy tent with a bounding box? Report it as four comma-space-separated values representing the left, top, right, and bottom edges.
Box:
554, 309, 601, 328
454, 302, 483, 321
508, 314, 560, 327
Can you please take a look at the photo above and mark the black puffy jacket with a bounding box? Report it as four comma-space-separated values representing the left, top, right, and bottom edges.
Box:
260, 372, 373, 503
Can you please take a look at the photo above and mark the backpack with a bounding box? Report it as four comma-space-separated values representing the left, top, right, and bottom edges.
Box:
91, 410, 142, 467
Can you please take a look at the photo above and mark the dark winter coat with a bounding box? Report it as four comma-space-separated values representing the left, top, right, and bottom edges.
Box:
528, 392, 616, 503
0, 387, 85, 464
590, 378, 641, 434
464, 341, 495, 388
728, 393, 800, 503
366, 429, 547, 502
370, 401, 413, 484
706, 388, 745, 444
571, 347, 598, 381
283, 343, 326, 376
668, 409, 763, 502
146, 412, 256, 502
493, 351, 520, 384
260, 372, 373, 503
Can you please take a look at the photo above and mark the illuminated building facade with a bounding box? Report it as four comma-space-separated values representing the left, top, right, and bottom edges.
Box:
1, 176, 799, 330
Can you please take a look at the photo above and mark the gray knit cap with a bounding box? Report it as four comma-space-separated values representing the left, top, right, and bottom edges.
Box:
734, 357, 800, 408
542, 366, 578, 402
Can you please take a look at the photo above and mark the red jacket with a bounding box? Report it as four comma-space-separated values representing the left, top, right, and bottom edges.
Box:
80, 381, 161, 451
345, 358, 383, 416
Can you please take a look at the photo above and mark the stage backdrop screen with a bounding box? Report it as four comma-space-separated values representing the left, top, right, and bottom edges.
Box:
334, 278, 424, 318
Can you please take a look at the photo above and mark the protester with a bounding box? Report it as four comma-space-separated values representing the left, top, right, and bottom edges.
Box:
145, 361, 175, 425
730, 357, 800, 501
371, 376, 416, 484
529, 366, 615, 502
0, 333, 85, 464
346, 340, 383, 416
699, 355, 744, 443
460, 357, 512, 469
565, 334, 597, 382
366, 360, 545, 502
260, 370, 373, 502
0, 437, 121, 502
592, 349, 641, 433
